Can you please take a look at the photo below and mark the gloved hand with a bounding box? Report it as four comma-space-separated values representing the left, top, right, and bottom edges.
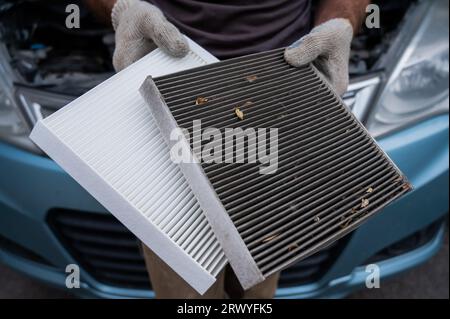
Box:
284, 18, 353, 96
111, 0, 189, 71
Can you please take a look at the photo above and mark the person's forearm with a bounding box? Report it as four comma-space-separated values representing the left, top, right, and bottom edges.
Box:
84, 0, 117, 24
315, 0, 370, 34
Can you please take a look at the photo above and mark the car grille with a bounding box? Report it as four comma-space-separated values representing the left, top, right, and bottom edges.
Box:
48, 208, 348, 290
48, 209, 151, 289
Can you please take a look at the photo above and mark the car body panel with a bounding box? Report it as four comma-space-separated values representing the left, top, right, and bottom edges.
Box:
1, 114, 448, 298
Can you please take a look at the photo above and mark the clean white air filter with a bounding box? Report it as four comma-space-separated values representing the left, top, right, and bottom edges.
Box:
29, 39, 227, 294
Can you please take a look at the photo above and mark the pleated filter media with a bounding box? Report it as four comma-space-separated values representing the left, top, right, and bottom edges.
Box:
140, 48, 412, 289
29, 39, 227, 294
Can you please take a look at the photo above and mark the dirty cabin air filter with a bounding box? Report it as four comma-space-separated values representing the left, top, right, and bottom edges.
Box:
140, 48, 412, 289
29, 39, 227, 294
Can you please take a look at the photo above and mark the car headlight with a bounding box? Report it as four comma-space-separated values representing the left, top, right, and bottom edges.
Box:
366, 0, 449, 137
0, 44, 41, 152
0, 81, 27, 137
0, 47, 28, 136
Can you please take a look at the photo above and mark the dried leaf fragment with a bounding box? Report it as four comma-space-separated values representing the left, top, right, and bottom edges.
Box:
340, 213, 353, 228
288, 243, 299, 252
195, 97, 209, 105
341, 218, 353, 228
402, 183, 412, 190
366, 187, 374, 193
235, 107, 244, 120
241, 101, 253, 108
395, 176, 404, 183
245, 75, 258, 83
361, 198, 370, 208
262, 234, 279, 243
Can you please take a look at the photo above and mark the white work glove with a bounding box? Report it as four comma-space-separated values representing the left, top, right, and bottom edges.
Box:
284, 18, 353, 96
111, 0, 189, 71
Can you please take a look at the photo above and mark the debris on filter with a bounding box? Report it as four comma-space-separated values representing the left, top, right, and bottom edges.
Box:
262, 234, 279, 243
339, 215, 345, 226
395, 176, 404, 183
245, 75, 258, 83
366, 187, 374, 193
235, 107, 244, 120
402, 183, 412, 190
340, 206, 359, 228
288, 243, 299, 252
340, 215, 352, 228
361, 198, 370, 208
240, 101, 253, 108
195, 97, 209, 105
313, 216, 320, 223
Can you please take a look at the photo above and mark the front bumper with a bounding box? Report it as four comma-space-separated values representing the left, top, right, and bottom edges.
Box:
0, 114, 448, 298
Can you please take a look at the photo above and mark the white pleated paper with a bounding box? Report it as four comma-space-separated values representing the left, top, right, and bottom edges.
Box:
30, 39, 227, 294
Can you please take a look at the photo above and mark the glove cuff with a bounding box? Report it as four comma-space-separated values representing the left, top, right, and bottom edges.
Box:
111, 0, 136, 30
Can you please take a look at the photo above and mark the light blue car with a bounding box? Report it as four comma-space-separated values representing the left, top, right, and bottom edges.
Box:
0, 0, 448, 298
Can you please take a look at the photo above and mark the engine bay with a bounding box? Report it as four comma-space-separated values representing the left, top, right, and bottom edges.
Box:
0, 0, 412, 98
